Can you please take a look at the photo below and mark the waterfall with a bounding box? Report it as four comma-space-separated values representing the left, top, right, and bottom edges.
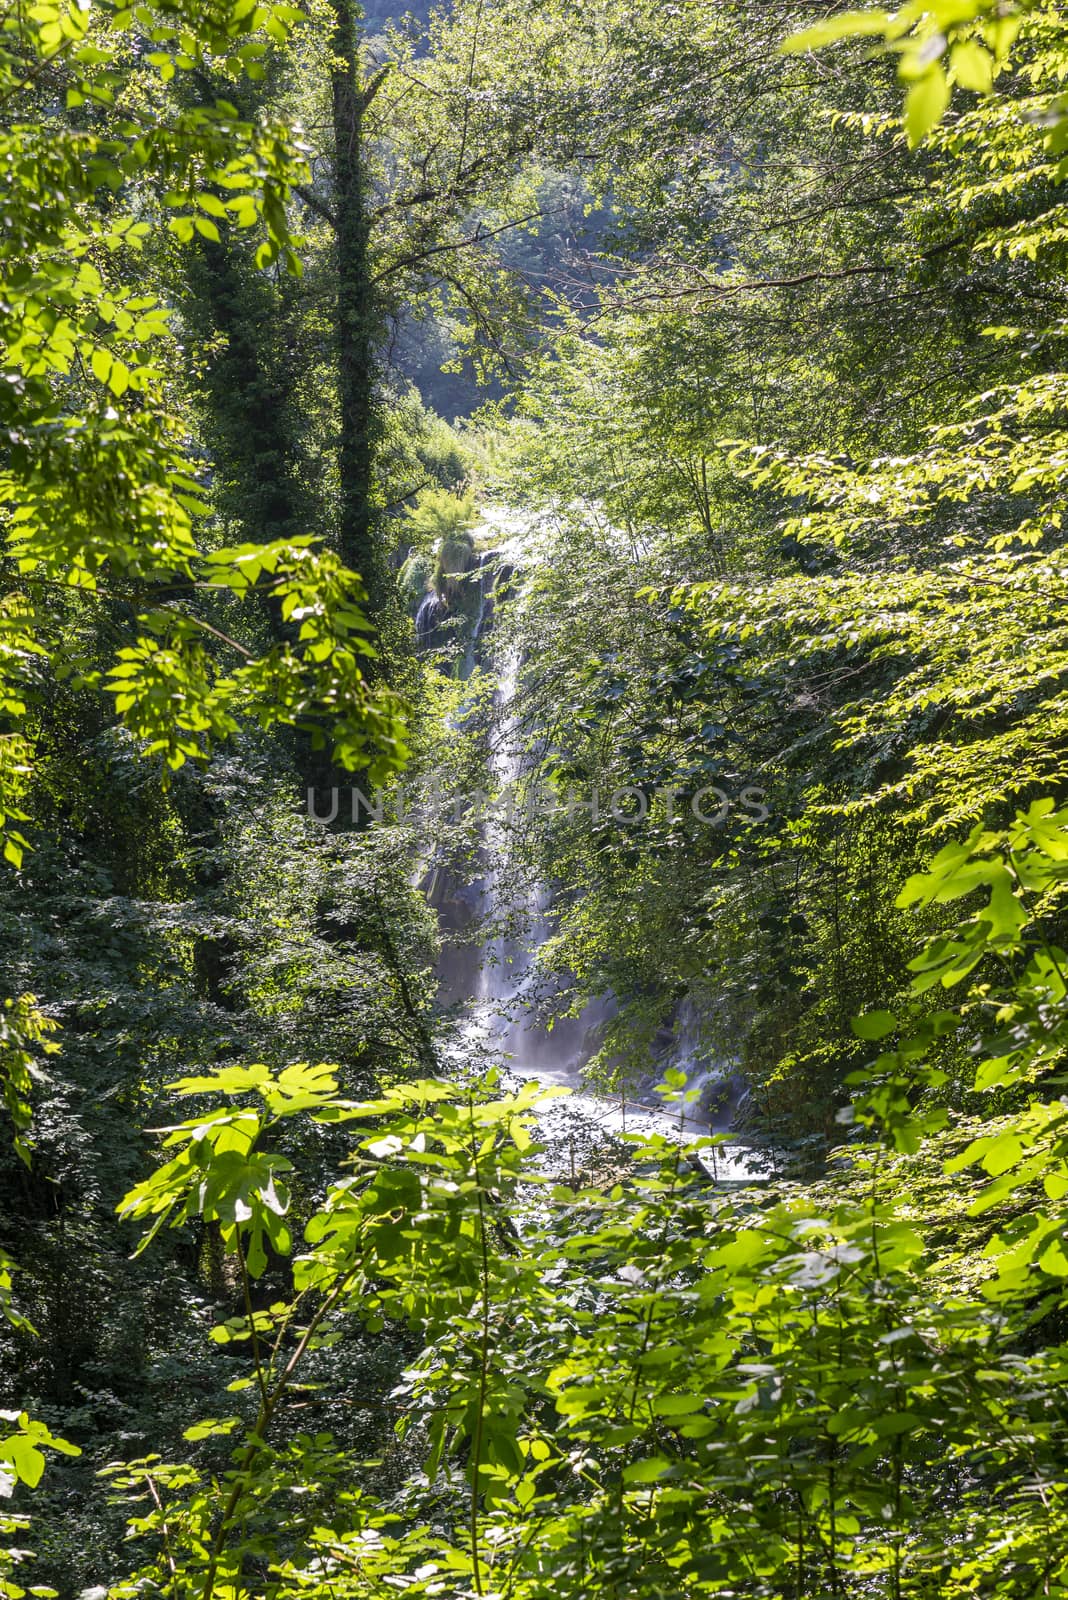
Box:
420, 505, 760, 1182
659, 997, 748, 1133
462, 551, 496, 679
459, 632, 757, 1181
415, 590, 447, 647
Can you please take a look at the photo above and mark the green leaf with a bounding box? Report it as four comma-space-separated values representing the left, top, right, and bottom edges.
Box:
982, 1133, 1023, 1177
652, 1394, 706, 1417
181, 1416, 241, 1441
951, 37, 994, 92
852, 1010, 896, 1041
5, 1433, 45, 1486
623, 1457, 673, 1484
782, 10, 890, 54
904, 67, 950, 146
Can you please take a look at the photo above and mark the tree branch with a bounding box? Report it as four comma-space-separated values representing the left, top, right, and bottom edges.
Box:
296, 183, 337, 229
373, 208, 551, 285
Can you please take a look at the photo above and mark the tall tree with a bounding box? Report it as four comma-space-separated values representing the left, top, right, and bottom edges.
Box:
330, 0, 388, 609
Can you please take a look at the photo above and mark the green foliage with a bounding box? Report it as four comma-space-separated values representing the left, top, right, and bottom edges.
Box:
85, 800, 1068, 1597
0, 1414, 79, 1600
784, 0, 1047, 146
0, 0, 409, 867
403, 487, 478, 552
0, 743, 449, 1587
0, 992, 76, 1591
103, 1064, 557, 1598
13, 3, 1068, 1598
0, 1414, 79, 1497
682, 5, 1068, 834
0, 1000, 58, 1171
379, 390, 470, 504
492, 0, 1068, 1144
0, 0, 436, 1584
396, 489, 481, 645
398, 550, 436, 610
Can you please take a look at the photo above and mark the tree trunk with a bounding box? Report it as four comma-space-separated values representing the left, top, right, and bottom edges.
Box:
329, 0, 384, 613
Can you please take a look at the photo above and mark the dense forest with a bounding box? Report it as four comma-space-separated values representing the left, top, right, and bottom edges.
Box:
4, 0, 1068, 1595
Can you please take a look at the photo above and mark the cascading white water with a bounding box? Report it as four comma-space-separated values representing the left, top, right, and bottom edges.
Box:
475, 646, 530, 1007
462, 624, 758, 1183
416, 507, 761, 1181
